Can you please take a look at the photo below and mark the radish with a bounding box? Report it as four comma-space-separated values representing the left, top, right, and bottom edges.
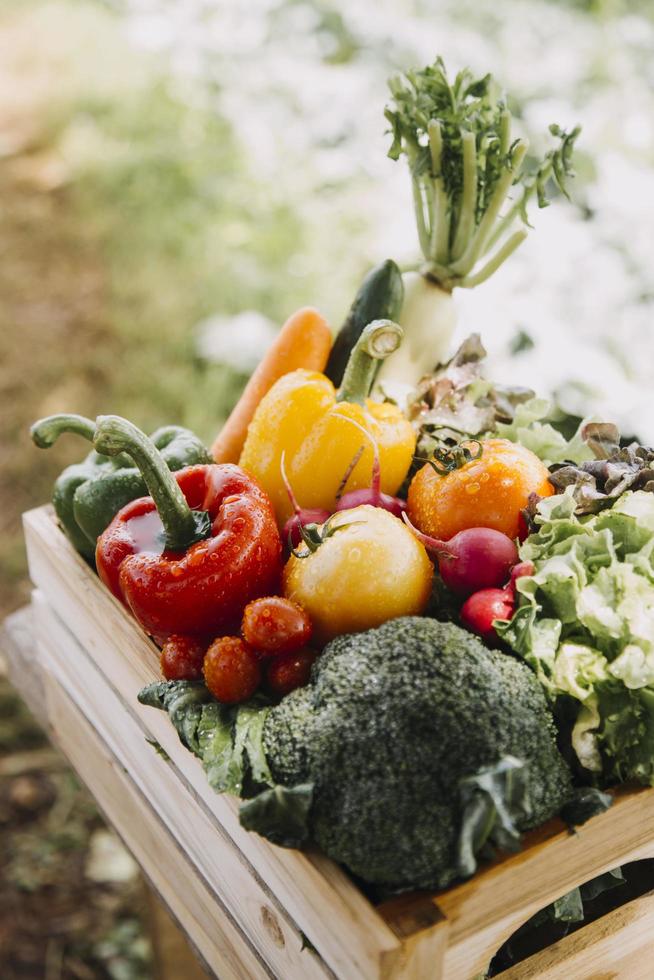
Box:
461, 560, 535, 644
374, 62, 579, 405
402, 514, 518, 597
280, 452, 331, 550
508, 560, 535, 596
334, 416, 407, 520
460, 588, 515, 646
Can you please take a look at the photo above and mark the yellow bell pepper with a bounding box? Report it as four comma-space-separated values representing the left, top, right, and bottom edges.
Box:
239, 321, 416, 526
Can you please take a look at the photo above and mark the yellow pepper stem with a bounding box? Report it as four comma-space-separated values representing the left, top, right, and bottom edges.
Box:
336, 320, 403, 406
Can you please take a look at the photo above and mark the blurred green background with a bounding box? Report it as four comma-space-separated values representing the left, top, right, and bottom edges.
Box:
1, 0, 653, 976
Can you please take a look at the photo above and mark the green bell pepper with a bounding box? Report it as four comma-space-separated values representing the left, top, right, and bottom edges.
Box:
30, 413, 212, 561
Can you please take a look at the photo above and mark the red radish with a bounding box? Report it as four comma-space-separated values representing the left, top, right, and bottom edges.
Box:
461, 560, 535, 644
460, 588, 515, 645
402, 514, 518, 597
334, 416, 407, 519
509, 560, 535, 596
280, 451, 331, 549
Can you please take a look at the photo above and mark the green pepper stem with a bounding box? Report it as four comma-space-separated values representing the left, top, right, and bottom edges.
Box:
93, 415, 210, 552
336, 320, 403, 405
31, 413, 97, 449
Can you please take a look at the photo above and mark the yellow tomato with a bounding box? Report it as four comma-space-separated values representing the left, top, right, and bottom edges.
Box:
282, 505, 433, 644
407, 438, 554, 541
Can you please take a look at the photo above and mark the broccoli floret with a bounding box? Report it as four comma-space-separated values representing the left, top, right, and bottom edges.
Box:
262, 617, 572, 890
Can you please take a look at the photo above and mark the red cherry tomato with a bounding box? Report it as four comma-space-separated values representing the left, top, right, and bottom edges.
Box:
267, 649, 317, 697
160, 635, 208, 680
242, 596, 313, 656
203, 637, 262, 704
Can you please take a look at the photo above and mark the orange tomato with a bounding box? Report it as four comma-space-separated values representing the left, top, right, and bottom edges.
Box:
407, 438, 553, 541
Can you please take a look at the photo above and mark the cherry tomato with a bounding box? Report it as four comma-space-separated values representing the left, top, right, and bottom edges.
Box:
267, 649, 317, 697
203, 637, 262, 704
160, 635, 208, 680
408, 438, 554, 541
242, 596, 313, 656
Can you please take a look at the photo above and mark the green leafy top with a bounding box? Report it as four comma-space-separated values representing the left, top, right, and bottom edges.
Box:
385, 58, 580, 289
498, 490, 654, 785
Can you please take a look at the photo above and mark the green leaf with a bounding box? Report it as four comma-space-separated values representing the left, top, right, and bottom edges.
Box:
501, 490, 654, 785
580, 867, 625, 902
495, 397, 594, 466
550, 887, 584, 923
138, 681, 212, 754
139, 681, 273, 796
560, 787, 612, 827
456, 756, 530, 879
239, 783, 315, 848
197, 700, 239, 792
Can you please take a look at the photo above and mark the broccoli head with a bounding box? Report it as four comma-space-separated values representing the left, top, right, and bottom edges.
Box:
258, 617, 572, 890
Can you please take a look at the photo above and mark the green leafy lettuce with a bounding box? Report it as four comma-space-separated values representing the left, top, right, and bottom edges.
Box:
495, 397, 593, 466
408, 335, 593, 468
498, 489, 654, 784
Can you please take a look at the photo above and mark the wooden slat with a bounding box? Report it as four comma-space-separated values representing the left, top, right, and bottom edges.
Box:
24, 507, 405, 980
1, 605, 45, 717
434, 787, 654, 978
33, 591, 331, 980
145, 889, 209, 980
498, 890, 654, 980
379, 893, 449, 980
39, 653, 269, 980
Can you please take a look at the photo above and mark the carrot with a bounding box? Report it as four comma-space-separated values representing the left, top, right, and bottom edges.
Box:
211, 306, 332, 463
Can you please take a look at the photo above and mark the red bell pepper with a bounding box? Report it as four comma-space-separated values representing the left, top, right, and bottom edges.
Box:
93, 416, 282, 640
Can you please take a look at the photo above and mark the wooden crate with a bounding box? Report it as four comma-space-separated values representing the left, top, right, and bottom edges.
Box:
19, 504, 654, 979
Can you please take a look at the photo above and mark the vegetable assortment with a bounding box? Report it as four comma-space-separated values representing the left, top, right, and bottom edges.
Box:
33, 55, 653, 897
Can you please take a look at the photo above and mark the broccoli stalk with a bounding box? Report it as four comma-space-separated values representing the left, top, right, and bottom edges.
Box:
376, 58, 580, 400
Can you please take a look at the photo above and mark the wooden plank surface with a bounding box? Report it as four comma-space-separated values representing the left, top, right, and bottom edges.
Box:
1, 605, 46, 717
33, 590, 332, 980
23, 506, 403, 980
434, 786, 654, 978
499, 890, 654, 980
40, 655, 272, 980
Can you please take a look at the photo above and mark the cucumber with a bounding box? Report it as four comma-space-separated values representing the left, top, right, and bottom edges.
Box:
325, 259, 404, 387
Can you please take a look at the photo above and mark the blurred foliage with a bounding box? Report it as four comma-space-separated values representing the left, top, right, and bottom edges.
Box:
0, 0, 357, 615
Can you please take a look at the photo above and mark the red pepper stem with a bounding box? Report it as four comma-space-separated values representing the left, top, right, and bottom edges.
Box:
336, 320, 403, 405
30, 413, 97, 449
93, 415, 211, 552
401, 512, 453, 560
